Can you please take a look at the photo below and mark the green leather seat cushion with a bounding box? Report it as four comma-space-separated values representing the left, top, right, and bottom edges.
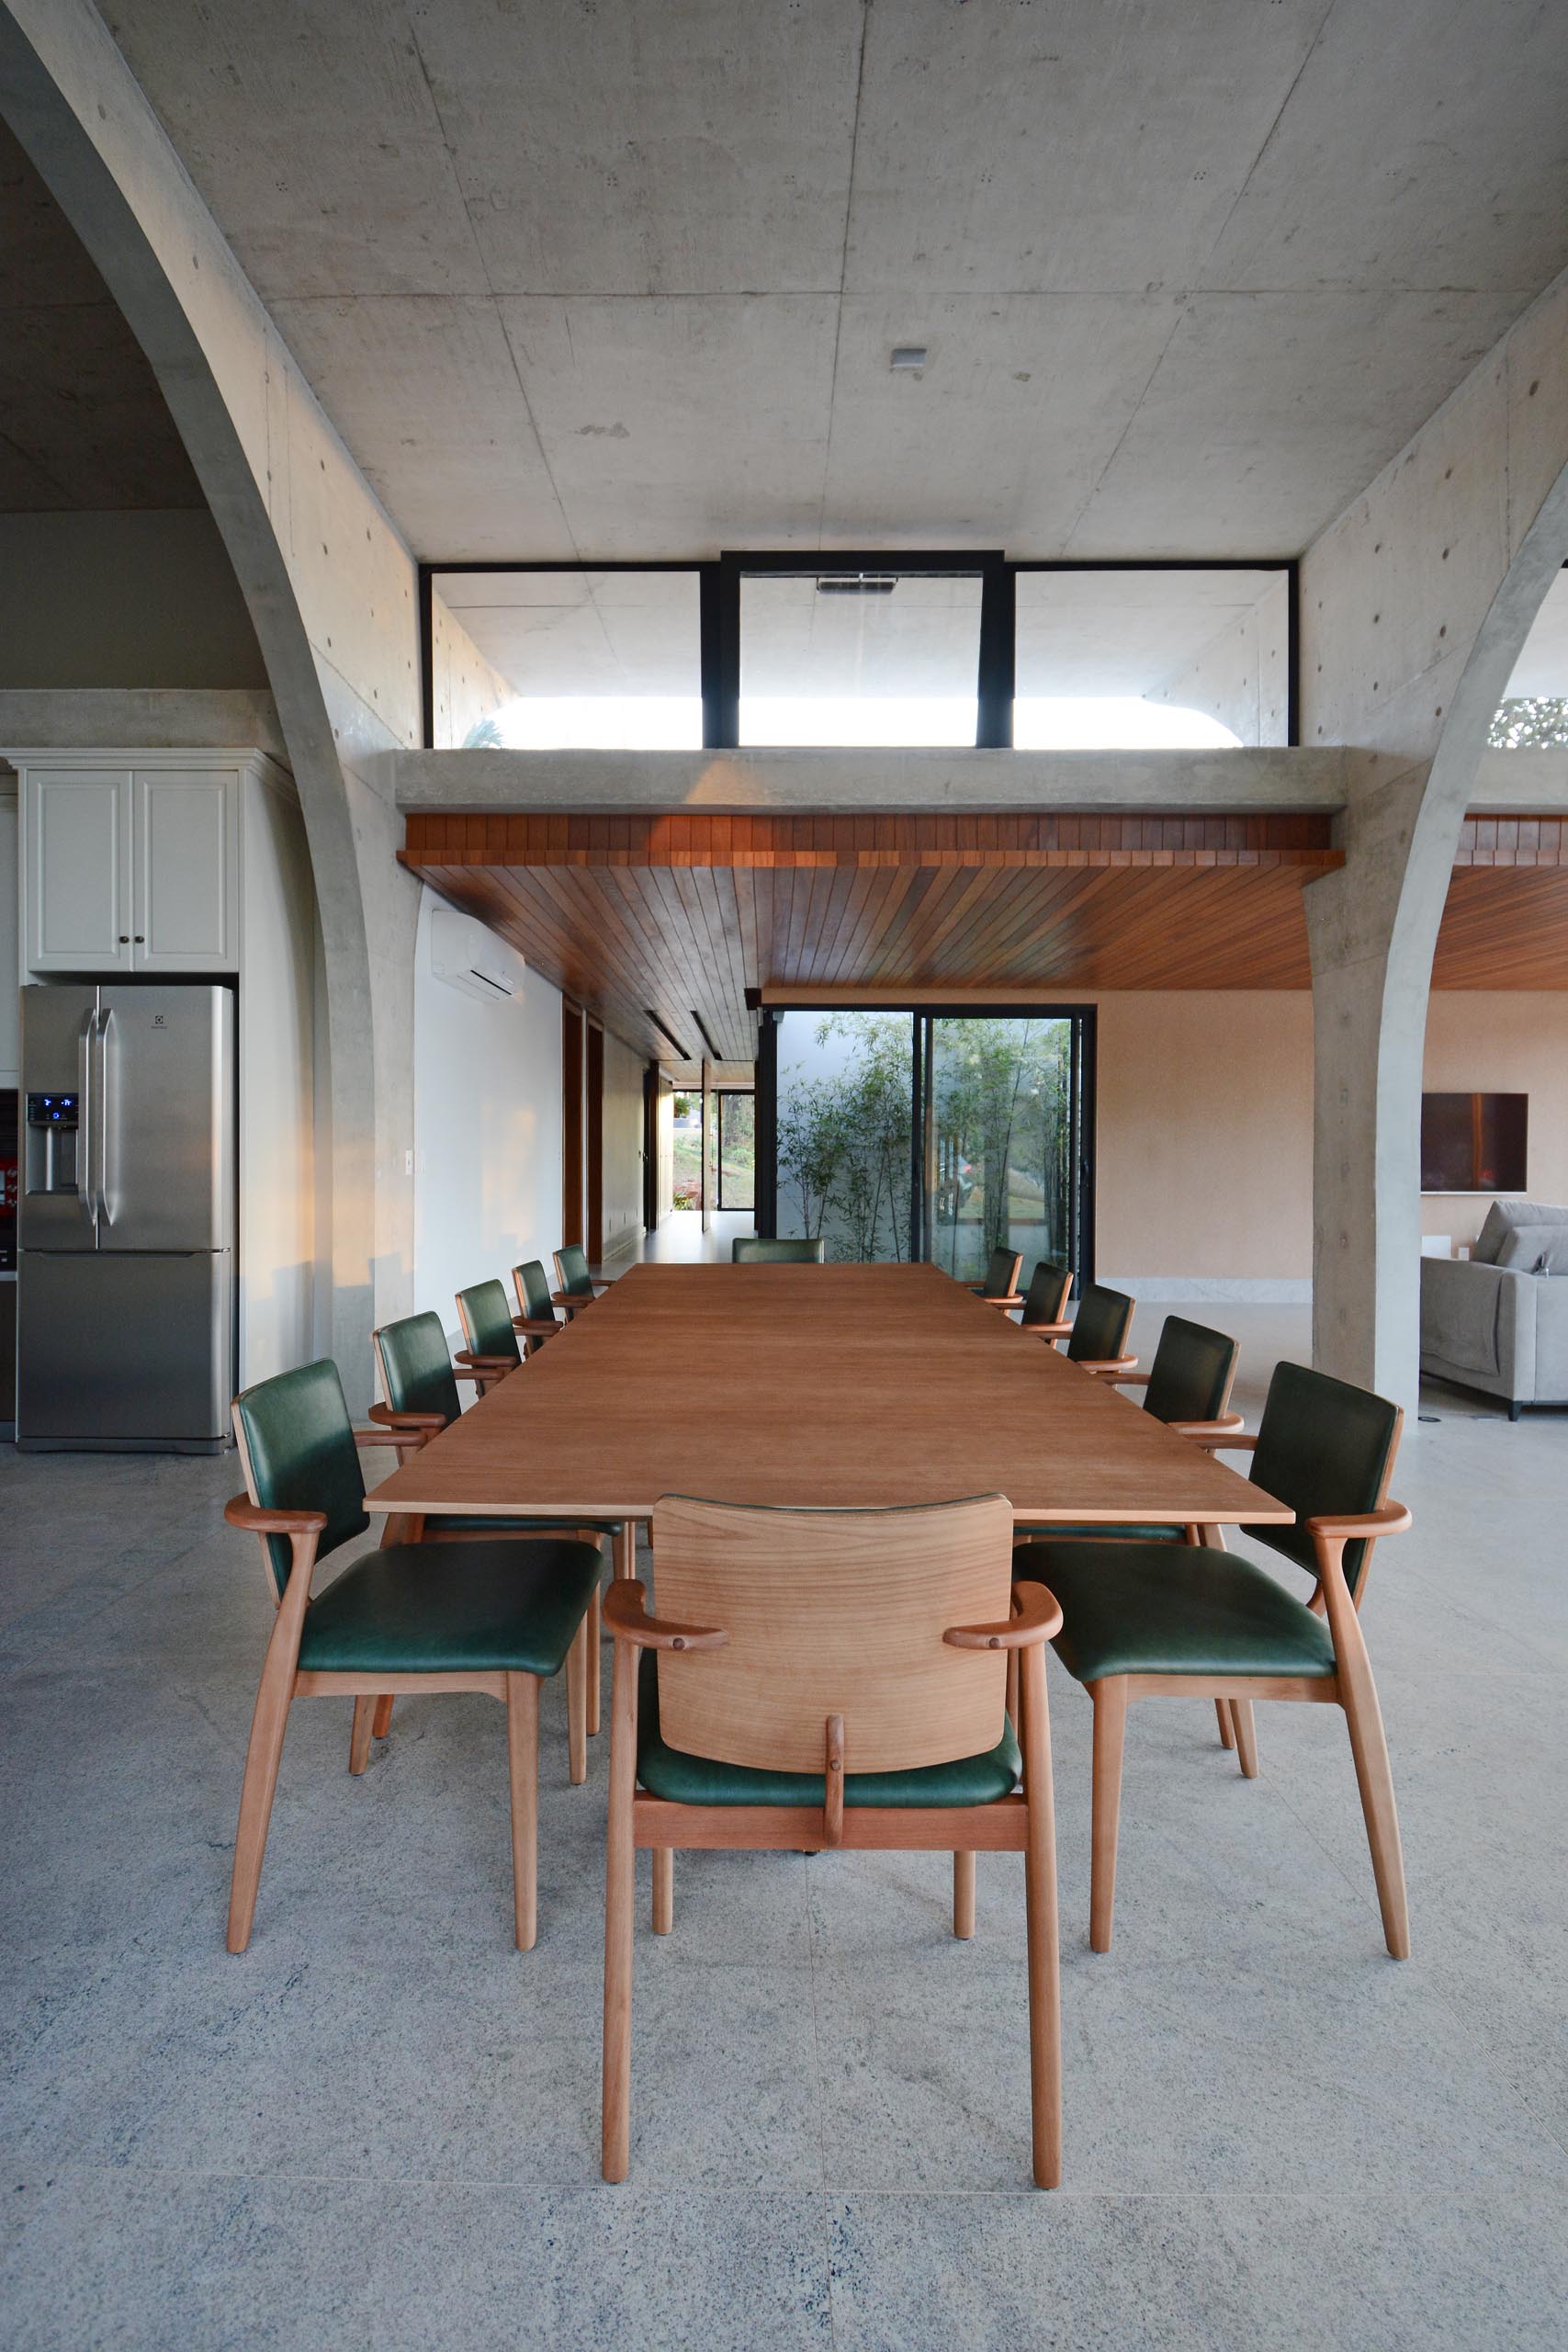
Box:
297, 1538, 601, 1675
636, 1651, 1021, 1807
1016, 1523, 1182, 1544
1038, 1542, 1337, 1683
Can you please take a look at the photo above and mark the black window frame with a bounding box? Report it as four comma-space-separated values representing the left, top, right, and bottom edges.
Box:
420, 554, 1298, 751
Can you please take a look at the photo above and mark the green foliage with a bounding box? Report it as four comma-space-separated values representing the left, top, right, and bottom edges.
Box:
774, 1012, 1074, 1274
1488, 698, 1568, 750
672, 1093, 693, 1119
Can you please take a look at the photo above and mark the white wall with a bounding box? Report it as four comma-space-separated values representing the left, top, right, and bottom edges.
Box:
412, 885, 563, 1347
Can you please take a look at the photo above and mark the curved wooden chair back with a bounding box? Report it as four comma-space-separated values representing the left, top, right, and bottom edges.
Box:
980, 1246, 1024, 1300
513, 1259, 558, 1323
375, 1310, 462, 1428
555, 1243, 595, 1299
1066, 1283, 1134, 1363
649, 1492, 1014, 1776
232, 1359, 367, 1598
1141, 1317, 1237, 1425
1020, 1259, 1072, 1328
732, 1236, 827, 1263
456, 1279, 522, 1367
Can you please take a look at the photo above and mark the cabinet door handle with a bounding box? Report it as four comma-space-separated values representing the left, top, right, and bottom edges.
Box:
118, 934, 130, 944
133, 933, 145, 943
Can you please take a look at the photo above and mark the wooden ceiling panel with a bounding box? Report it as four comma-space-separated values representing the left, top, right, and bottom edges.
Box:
402, 808, 1568, 1063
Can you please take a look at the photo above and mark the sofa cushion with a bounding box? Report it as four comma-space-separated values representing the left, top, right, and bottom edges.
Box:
1495, 1224, 1568, 1275
1473, 1200, 1568, 1263
1420, 1257, 1501, 1375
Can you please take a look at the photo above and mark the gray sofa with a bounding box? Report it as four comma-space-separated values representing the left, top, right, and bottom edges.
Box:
1420, 1198, 1568, 1418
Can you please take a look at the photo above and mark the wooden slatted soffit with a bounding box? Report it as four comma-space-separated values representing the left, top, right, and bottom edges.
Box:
400, 809, 1562, 1062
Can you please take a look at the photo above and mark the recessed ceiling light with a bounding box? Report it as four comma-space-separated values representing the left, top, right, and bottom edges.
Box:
889, 345, 928, 370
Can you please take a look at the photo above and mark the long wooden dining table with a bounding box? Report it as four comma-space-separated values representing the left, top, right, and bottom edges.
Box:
365, 1261, 1290, 1532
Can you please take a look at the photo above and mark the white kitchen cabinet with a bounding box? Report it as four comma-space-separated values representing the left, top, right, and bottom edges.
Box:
133, 767, 239, 970
20, 767, 134, 973
14, 751, 260, 976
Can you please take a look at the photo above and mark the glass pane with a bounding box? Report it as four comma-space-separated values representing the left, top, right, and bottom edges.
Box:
717, 1092, 755, 1212
1014, 569, 1288, 748
430, 570, 703, 748
740, 572, 982, 745
671, 1083, 703, 1211
927, 1017, 1076, 1286
775, 1011, 914, 1261
1491, 569, 1568, 745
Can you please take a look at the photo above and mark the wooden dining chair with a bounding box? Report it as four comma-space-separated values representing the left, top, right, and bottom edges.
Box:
601, 1492, 1064, 2188
223, 1358, 602, 1953
512, 1259, 563, 1354
1033, 1362, 1411, 1957
454, 1279, 523, 1385
1015, 1258, 1073, 1337
968, 1246, 1025, 1307
373, 1307, 632, 1755
731, 1236, 827, 1263
1062, 1282, 1137, 1375
553, 1243, 611, 1317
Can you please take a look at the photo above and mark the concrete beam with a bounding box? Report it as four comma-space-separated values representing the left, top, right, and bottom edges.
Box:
0, 687, 287, 763
387, 744, 1351, 816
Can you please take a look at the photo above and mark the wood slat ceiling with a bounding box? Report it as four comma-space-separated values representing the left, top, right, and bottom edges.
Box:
401, 809, 1568, 1063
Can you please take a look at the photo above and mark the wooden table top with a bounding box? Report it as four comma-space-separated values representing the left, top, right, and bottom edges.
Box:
367, 1261, 1291, 1529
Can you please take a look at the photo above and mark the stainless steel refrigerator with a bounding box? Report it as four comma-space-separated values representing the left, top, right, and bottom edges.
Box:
18, 984, 236, 1452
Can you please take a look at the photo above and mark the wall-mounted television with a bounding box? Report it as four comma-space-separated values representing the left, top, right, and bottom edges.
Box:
1420, 1092, 1528, 1193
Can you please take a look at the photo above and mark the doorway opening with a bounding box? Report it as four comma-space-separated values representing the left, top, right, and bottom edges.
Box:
767, 1007, 1094, 1286
716, 1091, 755, 1212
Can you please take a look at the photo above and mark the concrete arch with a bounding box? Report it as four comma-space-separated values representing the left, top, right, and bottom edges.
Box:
1305, 320, 1568, 1408
0, 0, 421, 1401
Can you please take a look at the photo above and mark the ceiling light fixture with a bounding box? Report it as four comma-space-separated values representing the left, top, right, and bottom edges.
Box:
890, 345, 928, 370
817, 574, 897, 595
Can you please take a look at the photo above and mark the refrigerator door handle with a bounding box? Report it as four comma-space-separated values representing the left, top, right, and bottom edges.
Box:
94, 1007, 116, 1229
76, 1010, 98, 1231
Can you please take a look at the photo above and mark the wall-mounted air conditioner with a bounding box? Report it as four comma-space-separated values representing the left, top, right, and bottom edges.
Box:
429, 907, 520, 1003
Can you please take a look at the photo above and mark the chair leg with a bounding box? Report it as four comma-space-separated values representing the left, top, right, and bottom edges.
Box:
227, 1652, 295, 1953
614, 1521, 636, 1580
348, 1696, 376, 1775
587, 1575, 604, 1737
1338, 1669, 1411, 1958
652, 1847, 673, 1934
567, 1615, 589, 1785
603, 1645, 637, 2182
371, 1695, 394, 1739
1020, 1645, 1063, 2188
1089, 1677, 1129, 1954
1006, 1647, 1020, 1726
505, 1670, 539, 1951
1230, 1698, 1258, 1779
953, 1849, 976, 1939
1215, 1699, 1235, 1749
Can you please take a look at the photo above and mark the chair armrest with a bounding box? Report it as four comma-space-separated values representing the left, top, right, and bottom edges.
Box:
512, 1317, 561, 1336
1109, 1371, 1151, 1387
980, 1293, 1027, 1310
946, 1580, 1063, 1649
1165, 1412, 1247, 1442
354, 1425, 432, 1449
603, 1578, 728, 1652
1080, 1355, 1139, 1376
224, 1496, 326, 1536
365, 1403, 445, 1439
1026, 1320, 1073, 1340
1306, 1502, 1412, 1542
1191, 1430, 1258, 1453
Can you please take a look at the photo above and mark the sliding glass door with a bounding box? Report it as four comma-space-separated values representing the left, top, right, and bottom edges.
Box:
769, 1006, 1092, 1283
922, 1015, 1089, 1284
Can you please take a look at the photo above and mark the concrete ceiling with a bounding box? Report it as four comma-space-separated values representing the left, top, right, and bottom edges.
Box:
0, 121, 202, 510
86, 3, 1568, 559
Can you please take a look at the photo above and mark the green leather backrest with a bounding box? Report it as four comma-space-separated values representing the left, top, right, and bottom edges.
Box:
1020, 1259, 1071, 1327
513, 1259, 556, 1322
375, 1310, 461, 1427
1142, 1316, 1238, 1425
732, 1236, 827, 1263
557, 1243, 593, 1296
456, 1279, 522, 1365
1248, 1361, 1400, 1599
1066, 1283, 1134, 1363
981, 1246, 1023, 1299
233, 1359, 367, 1600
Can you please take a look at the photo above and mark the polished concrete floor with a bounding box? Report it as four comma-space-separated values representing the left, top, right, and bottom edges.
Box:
3, 1306, 1565, 2349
